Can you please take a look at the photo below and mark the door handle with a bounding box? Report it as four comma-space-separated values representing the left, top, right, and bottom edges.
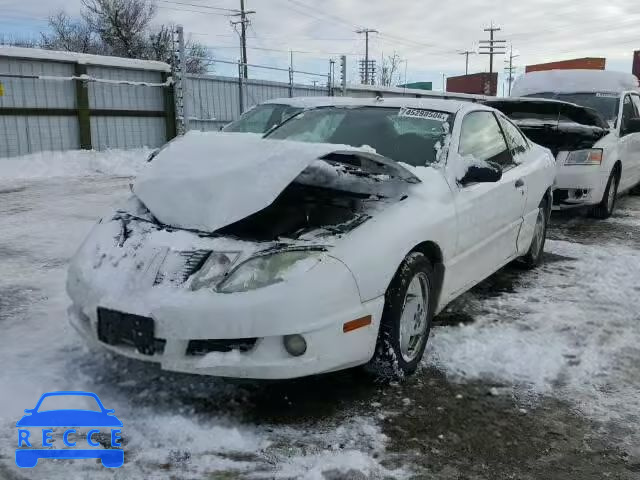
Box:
515, 178, 525, 188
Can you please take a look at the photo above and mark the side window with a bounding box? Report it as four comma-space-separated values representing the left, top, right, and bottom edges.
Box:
631, 95, 640, 118
621, 94, 638, 132
498, 115, 529, 158
459, 111, 513, 168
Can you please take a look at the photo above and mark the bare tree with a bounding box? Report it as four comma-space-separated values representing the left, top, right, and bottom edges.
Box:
81, 0, 155, 58
41, 12, 101, 54
185, 42, 213, 75
378, 51, 403, 87
35, 1, 213, 73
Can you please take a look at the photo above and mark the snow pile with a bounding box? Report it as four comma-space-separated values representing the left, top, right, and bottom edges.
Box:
0, 148, 152, 180
428, 238, 640, 453
511, 69, 639, 96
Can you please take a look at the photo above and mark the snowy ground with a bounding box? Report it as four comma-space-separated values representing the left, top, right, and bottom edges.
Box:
1, 150, 639, 479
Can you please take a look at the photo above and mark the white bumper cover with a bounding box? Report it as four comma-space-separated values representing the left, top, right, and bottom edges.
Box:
68, 254, 385, 379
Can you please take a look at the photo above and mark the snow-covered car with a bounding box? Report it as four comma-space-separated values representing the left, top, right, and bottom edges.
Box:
67, 98, 555, 380
510, 70, 640, 217
222, 97, 336, 134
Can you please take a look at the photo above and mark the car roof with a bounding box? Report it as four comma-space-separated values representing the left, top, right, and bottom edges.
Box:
261, 96, 488, 114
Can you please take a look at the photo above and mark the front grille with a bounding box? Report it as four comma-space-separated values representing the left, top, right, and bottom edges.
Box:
186, 338, 257, 356
154, 249, 211, 286
97, 308, 165, 355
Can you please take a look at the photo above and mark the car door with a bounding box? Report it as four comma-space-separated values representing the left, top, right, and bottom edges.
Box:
445, 110, 527, 297
496, 113, 548, 254
624, 93, 640, 189
617, 93, 640, 192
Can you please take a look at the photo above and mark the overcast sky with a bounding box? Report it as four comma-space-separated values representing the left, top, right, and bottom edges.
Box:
1, 0, 639, 91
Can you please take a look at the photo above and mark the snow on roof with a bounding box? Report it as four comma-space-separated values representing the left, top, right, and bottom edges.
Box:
0, 46, 171, 72
511, 69, 639, 97
260, 95, 478, 113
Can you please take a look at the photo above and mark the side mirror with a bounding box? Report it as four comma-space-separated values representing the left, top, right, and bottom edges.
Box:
460, 161, 502, 184
623, 118, 640, 135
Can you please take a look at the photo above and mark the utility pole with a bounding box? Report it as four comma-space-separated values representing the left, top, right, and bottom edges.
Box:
504, 45, 519, 96
459, 50, 476, 75
479, 23, 506, 95
230, 0, 255, 79
356, 28, 378, 84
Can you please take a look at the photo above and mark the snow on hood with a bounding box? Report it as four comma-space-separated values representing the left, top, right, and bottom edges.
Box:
511, 70, 639, 97
133, 131, 368, 232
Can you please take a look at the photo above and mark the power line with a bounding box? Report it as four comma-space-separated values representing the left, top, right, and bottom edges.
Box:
229, 0, 255, 79
504, 45, 519, 96
156, 0, 240, 13
479, 22, 506, 94
459, 50, 476, 75
356, 28, 378, 84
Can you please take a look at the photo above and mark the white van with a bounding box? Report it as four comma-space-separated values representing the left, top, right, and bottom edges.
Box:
511, 69, 640, 217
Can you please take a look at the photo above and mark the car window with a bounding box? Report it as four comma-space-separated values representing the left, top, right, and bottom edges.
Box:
224, 104, 302, 133
621, 94, 638, 133
37, 395, 102, 412
459, 111, 513, 168
267, 106, 453, 166
498, 115, 529, 158
631, 94, 640, 119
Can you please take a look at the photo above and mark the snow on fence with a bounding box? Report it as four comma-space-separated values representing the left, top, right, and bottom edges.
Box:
0, 47, 173, 158
0, 47, 485, 157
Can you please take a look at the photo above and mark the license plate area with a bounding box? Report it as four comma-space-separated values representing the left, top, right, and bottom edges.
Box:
97, 308, 157, 356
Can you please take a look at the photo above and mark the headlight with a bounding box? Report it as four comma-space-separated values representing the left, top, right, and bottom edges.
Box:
565, 149, 603, 165
190, 252, 241, 291
216, 249, 325, 293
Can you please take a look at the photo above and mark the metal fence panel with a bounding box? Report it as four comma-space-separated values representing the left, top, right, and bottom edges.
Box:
0, 58, 75, 109
87, 66, 164, 111
91, 116, 166, 150
0, 114, 79, 157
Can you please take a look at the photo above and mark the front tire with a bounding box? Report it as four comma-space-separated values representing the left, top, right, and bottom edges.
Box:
519, 196, 549, 269
365, 252, 435, 381
591, 168, 619, 219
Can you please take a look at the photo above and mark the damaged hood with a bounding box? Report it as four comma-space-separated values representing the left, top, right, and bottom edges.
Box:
485, 98, 609, 129
134, 131, 417, 233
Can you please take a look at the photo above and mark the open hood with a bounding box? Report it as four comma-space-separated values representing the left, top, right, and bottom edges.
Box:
485, 98, 609, 156
134, 132, 418, 233
485, 98, 609, 129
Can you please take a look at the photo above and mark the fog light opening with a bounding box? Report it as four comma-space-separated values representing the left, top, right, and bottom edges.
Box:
283, 334, 307, 357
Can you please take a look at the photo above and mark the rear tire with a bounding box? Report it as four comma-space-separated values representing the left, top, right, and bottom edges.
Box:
365, 252, 435, 382
519, 196, 549, 269
591, 168, 619, 219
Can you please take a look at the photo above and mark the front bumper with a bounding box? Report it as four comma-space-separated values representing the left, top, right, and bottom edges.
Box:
68, 256, 385, 379
553, 159, 608, 208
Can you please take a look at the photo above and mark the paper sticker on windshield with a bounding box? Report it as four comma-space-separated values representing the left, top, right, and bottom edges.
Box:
398, 107, 449, 122
596, 93, 618, 98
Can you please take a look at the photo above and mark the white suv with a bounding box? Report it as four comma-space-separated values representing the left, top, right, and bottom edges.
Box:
511, 69, 640, 217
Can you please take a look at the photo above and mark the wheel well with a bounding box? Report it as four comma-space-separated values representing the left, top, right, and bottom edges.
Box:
410, 241, 445, 312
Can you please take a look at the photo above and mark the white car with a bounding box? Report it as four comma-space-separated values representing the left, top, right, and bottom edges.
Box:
67, 98, 555, 380
511, 69, 640, 217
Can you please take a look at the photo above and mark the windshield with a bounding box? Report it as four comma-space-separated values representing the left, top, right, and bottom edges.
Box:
265, 106, 452, 166
523, 92, 620, 123
224, 104, 303, 133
